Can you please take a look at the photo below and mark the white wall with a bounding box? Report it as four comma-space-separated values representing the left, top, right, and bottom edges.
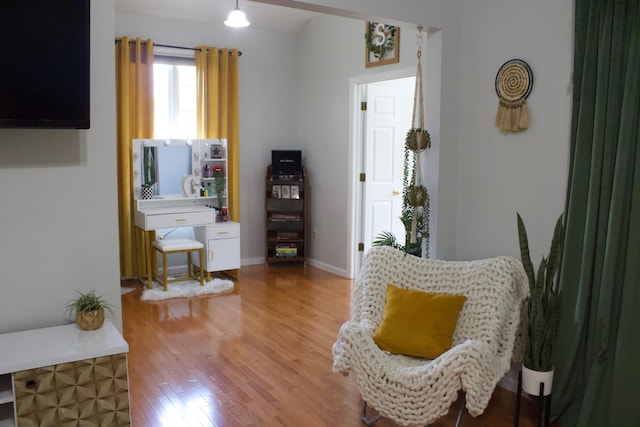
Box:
294, 0, 572, 267
0, 0, 573, 335
116, 13, 301, 265
296, 15, 427, 275
268, 0, 572, 268
119, 0, 573, 273
115, 1, 464, 274
290, 0, 463, 265
116, 9, 448, 271
455, 0, 573, 262
0, 0, 122, 333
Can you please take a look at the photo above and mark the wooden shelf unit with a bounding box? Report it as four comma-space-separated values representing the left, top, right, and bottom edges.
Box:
265, 165, 308, 264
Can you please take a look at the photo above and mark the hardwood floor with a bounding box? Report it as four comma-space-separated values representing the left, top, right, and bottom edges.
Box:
121, 264, 554, 427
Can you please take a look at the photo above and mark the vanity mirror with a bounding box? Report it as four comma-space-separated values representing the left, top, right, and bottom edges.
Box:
132, 139, 228, 202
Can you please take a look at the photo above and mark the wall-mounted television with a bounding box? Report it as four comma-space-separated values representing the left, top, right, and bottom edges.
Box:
272, 150, 302, 176
0, 0, 90, 129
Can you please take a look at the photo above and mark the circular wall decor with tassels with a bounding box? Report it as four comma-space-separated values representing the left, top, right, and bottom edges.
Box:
494, 58, 533, 132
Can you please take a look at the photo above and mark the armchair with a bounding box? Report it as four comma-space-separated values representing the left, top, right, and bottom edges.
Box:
332, 247, 528, 426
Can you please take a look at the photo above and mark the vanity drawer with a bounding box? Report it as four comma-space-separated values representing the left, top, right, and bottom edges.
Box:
145, 211, 214, 229
206, 222, 240, 240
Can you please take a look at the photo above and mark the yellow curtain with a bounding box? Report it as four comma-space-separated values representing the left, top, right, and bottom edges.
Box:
115, 37, 155, 279
195, 47, 240, 222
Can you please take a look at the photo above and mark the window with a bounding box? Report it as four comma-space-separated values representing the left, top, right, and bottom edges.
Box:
153, 56, 197, 138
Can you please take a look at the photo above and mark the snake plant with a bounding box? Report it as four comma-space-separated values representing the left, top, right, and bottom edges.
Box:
142, 146, 156, 188
213, 166, 226, 209
517, 213, 564, 372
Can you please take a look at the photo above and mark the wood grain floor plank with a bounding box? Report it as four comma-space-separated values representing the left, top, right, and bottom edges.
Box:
122, 264, 557, 427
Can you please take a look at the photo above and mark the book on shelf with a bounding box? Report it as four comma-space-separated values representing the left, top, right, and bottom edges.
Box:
270, 213, 301, 221
275, 243, 297, 249
276, 231, 299, 240
275, 250, 298, 255
275, 242, 298, 257
290, 185, 300, 199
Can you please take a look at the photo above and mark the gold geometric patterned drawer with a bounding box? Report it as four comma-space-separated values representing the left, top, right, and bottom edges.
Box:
13, 353, 130, 427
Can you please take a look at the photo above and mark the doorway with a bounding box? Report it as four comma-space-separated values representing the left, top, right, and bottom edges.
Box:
350, 71, 416, 275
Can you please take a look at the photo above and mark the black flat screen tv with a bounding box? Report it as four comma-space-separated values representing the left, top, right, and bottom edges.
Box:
0, 0, 90, 129
272, 150, 302, 176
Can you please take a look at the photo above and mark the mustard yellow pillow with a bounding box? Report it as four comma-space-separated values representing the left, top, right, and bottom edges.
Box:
373, 284, 467, 359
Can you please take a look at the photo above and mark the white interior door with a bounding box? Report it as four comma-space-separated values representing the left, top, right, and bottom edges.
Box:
362, 77, 415, 255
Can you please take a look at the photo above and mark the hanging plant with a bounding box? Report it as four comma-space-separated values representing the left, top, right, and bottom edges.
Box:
406, 184, 428, 207
373, 142, 430, 258
372, 27, 430, 258
405, 128, 431, 152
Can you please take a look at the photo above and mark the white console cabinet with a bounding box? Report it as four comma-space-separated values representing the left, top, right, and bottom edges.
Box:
194, 221, 241, 280
0, 320, 129, 427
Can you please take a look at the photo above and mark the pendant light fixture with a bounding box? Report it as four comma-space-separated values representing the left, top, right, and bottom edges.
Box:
224, 0, 250, 28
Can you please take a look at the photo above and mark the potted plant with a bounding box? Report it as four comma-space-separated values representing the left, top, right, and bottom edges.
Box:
141, 146, 156, 199
373, 64, 431, 257
212, 166, 226, 209
516, 213, 564, 396
405, 127, 431, 152
65, 290, 114, 331
373, 129, 430, 258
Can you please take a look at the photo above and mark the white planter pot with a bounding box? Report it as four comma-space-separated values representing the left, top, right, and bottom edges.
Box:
522, 366, 554, 396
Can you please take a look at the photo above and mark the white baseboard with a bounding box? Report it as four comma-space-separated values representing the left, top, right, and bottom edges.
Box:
239, 257, 348, 278
306, 258, 349, 278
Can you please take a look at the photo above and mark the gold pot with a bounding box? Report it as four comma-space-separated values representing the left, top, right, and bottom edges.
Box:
406, 185, 428, 206
405, 129, 431, 151
76, 309, 105, 330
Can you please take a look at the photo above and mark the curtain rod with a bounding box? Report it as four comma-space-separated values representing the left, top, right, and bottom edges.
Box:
115, 39, 242, 56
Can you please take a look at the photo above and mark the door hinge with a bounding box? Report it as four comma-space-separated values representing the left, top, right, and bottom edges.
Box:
359, 173, 366, 182
358, 243, 364, 252
360, 101, 367, 111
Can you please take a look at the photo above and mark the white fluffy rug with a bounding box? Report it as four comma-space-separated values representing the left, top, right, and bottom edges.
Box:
141, 278, 234, 301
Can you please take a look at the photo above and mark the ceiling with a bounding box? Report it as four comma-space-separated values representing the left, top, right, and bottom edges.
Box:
114, 0, 322, 34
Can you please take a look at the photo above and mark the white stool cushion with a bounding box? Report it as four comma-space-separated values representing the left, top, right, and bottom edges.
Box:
152, 238, 204, 252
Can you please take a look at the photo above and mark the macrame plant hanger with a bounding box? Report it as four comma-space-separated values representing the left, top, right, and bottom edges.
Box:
407, 27, 430, 244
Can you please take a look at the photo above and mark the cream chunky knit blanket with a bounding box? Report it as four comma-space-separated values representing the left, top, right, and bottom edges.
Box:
332, 247, 528, 427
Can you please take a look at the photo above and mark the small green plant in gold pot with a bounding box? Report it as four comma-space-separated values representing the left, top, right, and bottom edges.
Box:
65, 290, 114, 331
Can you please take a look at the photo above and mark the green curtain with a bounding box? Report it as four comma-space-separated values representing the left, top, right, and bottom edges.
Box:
551, 0, 640, 425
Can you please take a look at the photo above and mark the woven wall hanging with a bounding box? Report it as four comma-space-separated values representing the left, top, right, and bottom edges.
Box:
494, 59, 533, 132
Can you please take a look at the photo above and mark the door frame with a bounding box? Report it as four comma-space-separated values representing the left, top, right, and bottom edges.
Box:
346, 67, 416, 278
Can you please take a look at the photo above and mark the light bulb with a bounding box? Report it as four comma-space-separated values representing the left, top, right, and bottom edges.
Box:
225, 8, 250, 28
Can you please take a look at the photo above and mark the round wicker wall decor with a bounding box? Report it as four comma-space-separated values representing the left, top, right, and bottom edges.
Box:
495, 59, 533, 102
494, 59, 533, 132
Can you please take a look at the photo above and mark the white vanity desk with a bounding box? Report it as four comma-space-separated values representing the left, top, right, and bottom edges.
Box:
133, 139, 241, 281
135, 198, 219, 230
